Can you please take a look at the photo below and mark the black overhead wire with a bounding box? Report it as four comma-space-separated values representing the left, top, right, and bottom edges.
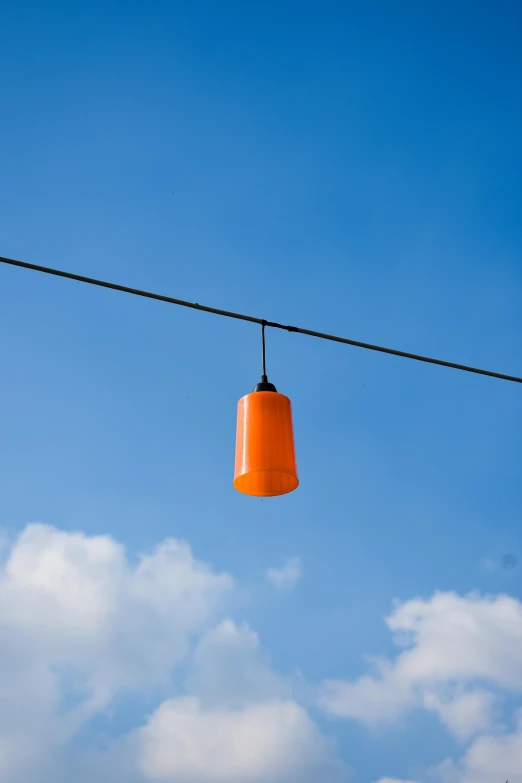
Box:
0, 254, 521, 385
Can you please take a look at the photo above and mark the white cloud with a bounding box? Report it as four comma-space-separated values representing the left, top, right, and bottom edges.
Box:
134, 618, 347, 782
388, 591, 522, 687
422, 688, 495, 740
320, 660, 414, 723
0, 524, 345, 783
319, 591, 522, 740
266, 556, 302, 590
0, 523, 232, 780
0, 524, 233, 703
137, 698, 346, 783
372, 779, 421, 783
434, 710, 522, 783
187, 620, 292, 707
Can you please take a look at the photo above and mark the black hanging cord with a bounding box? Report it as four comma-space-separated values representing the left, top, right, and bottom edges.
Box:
261, 322, 267, 382
0, 254, 521, 385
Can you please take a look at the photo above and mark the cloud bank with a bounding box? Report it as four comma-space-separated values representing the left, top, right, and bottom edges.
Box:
0, 524, 345, 783
1, 523, 521, 783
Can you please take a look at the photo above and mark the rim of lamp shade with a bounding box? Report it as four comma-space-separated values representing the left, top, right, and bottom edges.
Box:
233, 468, 299, 497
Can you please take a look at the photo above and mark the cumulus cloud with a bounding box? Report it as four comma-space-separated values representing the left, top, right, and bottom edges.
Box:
421, 688, 495, 741
372, 779, 421, 783
0, 523, 233, 700
319, 591, 522, 740
137, 697, 345, 783
0, 524, 345, 783
133, 618, 346, 782
187, 620, 292, 707
0, 523, 233, 780
434, 710, 522, 783
266, 556, 302, 590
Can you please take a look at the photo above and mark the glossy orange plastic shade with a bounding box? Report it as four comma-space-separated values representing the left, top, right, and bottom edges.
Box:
234, 391, 298, 497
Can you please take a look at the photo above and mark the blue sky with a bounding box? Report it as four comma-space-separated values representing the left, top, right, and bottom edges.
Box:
0, 2, 521, 781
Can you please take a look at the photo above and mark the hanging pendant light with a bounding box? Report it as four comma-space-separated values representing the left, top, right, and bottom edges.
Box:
234, 324, 298, 497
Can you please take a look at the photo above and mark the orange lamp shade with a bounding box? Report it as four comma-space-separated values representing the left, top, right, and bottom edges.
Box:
234, 390, 298, 497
